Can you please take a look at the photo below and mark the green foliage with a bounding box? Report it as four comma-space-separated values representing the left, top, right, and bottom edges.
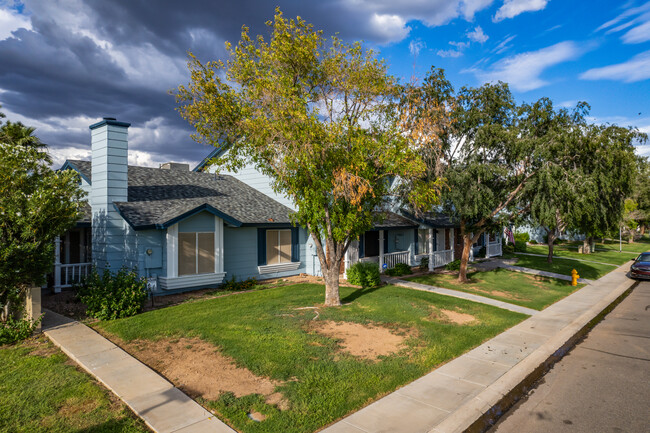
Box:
77, 267, 148, 320
0, 108, 85, 317
514, 232, 530, 243
530, 239, 539, 245
445, 260, 461, 271
174, 9, 439, 305
0, 314, 42, 346
221, 275, 258, 291
385, 262, 412, 276
503, 243, 515, 254
477, 246, 486, 258
514, 241, 527, 252
346, 262, 381, 288
419, 256, 429, 270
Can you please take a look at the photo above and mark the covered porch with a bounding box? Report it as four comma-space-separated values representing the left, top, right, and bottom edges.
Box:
50, 203, 92, 293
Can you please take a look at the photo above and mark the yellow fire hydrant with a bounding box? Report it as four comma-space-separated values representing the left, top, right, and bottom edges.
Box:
571, 269, 579, 286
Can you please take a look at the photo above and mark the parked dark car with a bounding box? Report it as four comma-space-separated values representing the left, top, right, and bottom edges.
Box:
630, 252, 650, 280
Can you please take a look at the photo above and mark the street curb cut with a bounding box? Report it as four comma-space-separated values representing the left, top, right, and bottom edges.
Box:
430, 277, 639, 433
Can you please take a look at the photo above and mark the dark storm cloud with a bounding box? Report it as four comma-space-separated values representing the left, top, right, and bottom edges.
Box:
0, 0, 481, 166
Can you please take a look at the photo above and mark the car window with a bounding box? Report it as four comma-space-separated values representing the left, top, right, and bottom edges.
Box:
637, 253, 650, 262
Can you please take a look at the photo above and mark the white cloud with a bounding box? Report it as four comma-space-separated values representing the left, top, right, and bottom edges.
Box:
492, 34, 516, 54
622, 18, 650, 43
437, 49, 464, 58
493, 0, 549, 22
0, 6, 31, 40
596, 2, 650, 44
408, 39, 426, 57
461, 0, 495, 20
557, 99, 578, 109
369, 13, 411, 43
581, 50, 650, 83
467, 41, 580, 91
450, 41, 470, 49
467, 25, 488, 43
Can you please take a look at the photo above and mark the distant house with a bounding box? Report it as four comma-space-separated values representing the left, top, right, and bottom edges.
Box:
53, 118, 317, 293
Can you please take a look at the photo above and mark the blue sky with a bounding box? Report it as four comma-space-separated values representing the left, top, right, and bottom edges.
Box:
0, 0, 649, 167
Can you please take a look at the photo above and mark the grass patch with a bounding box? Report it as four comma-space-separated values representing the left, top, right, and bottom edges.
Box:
0, 336, 148, 433
95, 283, 525, 433
522, 245, 633, 266
407, 268, 582, 310
503, 252, 618, 280
594, 235, 650, 254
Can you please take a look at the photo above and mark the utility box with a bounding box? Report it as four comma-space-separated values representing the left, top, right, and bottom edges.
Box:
143, 246, 162, 269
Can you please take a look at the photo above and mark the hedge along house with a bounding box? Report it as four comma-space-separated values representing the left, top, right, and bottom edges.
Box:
53, 117, 312, 293
194, 150, 503, 276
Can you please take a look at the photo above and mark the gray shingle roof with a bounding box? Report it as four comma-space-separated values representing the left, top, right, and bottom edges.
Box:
373, 211, 419, 229
66, 160, 294, 229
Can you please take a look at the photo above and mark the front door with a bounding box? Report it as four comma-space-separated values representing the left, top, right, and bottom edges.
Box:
365, 231, 379, 257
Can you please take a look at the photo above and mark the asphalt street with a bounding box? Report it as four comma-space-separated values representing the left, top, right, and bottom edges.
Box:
490, 280, 650, 433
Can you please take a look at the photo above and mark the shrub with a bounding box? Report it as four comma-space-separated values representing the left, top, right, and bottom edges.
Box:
77, 267, 148, 320
514, 232, 529, 243
529, 239, 538, 244
0, 314, 42, 346
445, 260, 461, 271
477, 246, 486, 258
385, 262, 412, 276
221, 276, 258, 291
347, 262, 381, 288
503, 243, 515, 254
419, 256, 429, 270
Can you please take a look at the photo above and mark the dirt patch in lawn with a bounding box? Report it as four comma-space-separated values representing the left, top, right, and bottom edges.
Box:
312, 321, 407, 360
439, 309, 477, 325
118, 337, 287, 409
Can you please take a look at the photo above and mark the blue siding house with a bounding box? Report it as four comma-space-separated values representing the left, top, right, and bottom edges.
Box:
54, 118, 314, 293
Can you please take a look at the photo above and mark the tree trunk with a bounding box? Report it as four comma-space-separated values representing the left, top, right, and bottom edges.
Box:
640, 225, 646, 235
457, 234, 474, 283
323, 266, 341, 307
547, 231, 556, 264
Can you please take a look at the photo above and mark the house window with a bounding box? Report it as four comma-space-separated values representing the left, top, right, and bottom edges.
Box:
417, 229, 431, 255
266, 229, 292, 264
178, 232, 215, 276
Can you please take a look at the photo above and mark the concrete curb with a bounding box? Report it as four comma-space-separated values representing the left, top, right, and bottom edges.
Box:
430, 276, 638, 433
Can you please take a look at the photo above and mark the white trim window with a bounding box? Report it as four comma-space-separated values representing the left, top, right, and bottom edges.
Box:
178, 232, 215, 276
417, 229, 431, 255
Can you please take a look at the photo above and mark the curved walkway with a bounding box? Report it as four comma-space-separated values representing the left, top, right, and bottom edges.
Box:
514, 251, 620, 267
383, 276, 538, 316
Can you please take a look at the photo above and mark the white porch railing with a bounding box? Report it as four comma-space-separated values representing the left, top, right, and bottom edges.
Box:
57, 263, 92, 290
384, 251, 410, 269
430, 249, 454, 268
487, 242, 502, 258
359, 256, 379, 264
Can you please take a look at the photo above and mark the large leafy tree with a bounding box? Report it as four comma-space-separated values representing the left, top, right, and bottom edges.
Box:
175, 9, 434, 306
630, 156, 650, 235
572, 124, 642, 252
0, 108, 84, 321
440, 82, 543, 282
522, 101, 591, 263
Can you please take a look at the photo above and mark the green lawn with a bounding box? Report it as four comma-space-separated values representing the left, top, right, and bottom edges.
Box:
407, 268, 582, 311
595, 235, 650, 254
0, 336, 148, 433
522, 244, 633, 266
96, 283, 525, 433
505, 253, 617, 280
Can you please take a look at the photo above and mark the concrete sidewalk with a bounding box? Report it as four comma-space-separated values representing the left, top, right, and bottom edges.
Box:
384, 277, 538, 316
323, 263, 636, 433
42, 310, 234, 433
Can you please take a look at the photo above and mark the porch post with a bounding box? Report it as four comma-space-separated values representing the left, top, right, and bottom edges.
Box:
54, 236, 61, 293
379, 230, 385, 273
343, 249, 350, 280
451, 228, 455, 258
428, 228, 434, 271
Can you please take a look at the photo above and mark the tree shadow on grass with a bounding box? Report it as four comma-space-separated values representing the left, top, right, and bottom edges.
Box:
341, 285, 383, 303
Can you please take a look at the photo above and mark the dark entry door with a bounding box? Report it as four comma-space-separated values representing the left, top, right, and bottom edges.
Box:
365, 231, 379, 257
